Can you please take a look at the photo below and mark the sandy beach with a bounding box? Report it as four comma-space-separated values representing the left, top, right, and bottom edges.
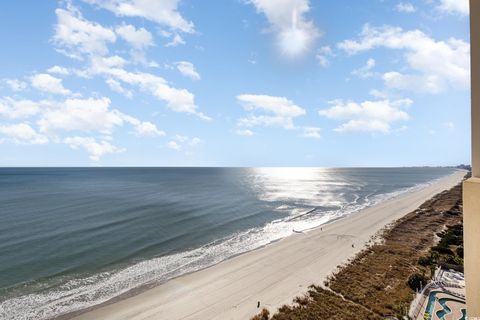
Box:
72, 170, 465, 320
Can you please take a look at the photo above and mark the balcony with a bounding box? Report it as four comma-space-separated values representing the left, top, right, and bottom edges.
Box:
464, 0, 480, 317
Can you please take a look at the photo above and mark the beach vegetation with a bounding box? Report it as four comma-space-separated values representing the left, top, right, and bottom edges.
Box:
456, 246, 464, 258
416, 223, 464, 272
418, 255, 433, 266
407, 272, 428, 291
266, 286, 381, 320
251, 309, 270, 320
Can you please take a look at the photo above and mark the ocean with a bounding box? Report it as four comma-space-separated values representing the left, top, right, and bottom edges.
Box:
0, 167, 456, 319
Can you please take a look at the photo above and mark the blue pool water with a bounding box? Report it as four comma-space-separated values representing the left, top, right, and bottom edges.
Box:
424, 291, 466, 320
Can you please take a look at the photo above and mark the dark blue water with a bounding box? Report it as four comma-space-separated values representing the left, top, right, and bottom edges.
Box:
0, 167, 456, 319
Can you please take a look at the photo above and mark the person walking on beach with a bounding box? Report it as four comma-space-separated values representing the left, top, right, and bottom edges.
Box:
257, 301, 260, 308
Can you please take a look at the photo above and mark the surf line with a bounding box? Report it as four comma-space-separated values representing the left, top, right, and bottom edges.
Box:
286, 207, 317, 222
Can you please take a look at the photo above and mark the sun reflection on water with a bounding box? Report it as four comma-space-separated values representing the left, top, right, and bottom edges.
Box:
245, 167, 357, 207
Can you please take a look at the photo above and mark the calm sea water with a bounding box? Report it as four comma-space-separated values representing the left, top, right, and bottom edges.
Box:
0, 167, 456, 319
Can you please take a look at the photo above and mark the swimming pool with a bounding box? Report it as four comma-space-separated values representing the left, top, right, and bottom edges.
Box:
424, 291, 466, 320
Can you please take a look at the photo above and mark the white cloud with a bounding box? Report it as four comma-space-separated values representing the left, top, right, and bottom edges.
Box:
351, 58, 376, 78
338, 25, 469, 93
444, 121, 455, 131
236, 129, 254, 136
0, 123, 48, 144
134, 122, 164, 136
237, 94, 306, 129
247, 0, 320, 57
167, 140, 181, 151
166, 136, 200, 151
115, 24, 154, 49
93, 66, 210, 120
316, 46, 333, 67
47, 66, 71, 75
52, 5, 207, 121
127, 50, 151, 66
174, 134, 189, 142
190, 137, 201, 145
106, 78, 133, 98
237, 94, 305, 118
395, 3, 416, 13
64, 136, 124, 161
302, 127, 321, 139
159, 30, 172, 38
319, 99, 411, 133
30, 73, 72, 95
165, 34, 185, 47
0, 95, 165, 160
82, 0, 194, 33
123, 116, 165, 137
37, 97, 166, 141
54, 7, 117, 58
38, 97, 123, 134
173, 134, 201, 146
382, 72, 446, 93
4, 79, 27, 92
89, 55, 128, 72
71, 54, 209, 120
369, 89, 390, 99
0, 97, 40, 119
437, 0, 469, 16
175, 61, 201, 80
248, 52, 258, 65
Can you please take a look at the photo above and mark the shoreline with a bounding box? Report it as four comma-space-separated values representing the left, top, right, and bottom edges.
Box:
69, 170, 465, 320
254, 172, 466, 319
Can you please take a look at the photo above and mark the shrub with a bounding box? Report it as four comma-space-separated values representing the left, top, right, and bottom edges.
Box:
251, 308, 270, 320
418, 255, 433, 267
456, 246, 464, 258
407, 273, 428, 291
437, 225, 463, 247
432, 245, 454, 255
445, 255, 459, 265
452, 256, 464, 266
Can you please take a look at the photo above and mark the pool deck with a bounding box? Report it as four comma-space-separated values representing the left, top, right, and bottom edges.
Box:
413, 269, 466, 320
430, 292, 465, 320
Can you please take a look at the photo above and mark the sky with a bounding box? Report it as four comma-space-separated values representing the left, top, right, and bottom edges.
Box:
0, 0, 471, 167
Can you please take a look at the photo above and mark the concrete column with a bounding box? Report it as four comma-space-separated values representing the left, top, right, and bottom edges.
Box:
464, 178, 480, 317
464, 1, 480, 317
472, 0, 480, 178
